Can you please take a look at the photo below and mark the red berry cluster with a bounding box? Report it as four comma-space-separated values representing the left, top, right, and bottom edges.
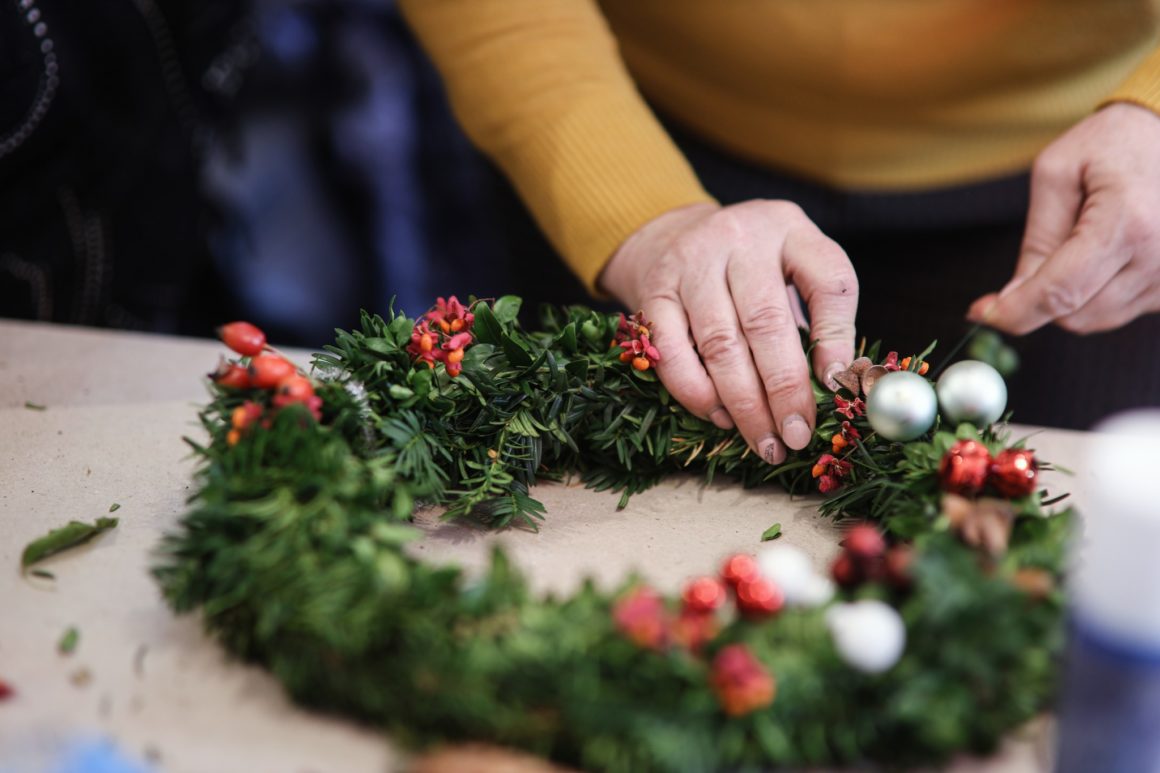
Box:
611, 311, 661, 372
938, 440, 1038, 499
811, 453, 852, 494
406, 296, 475, 377
209, 321, 322, 444
830, 524, 913, 590
710, 644, 776, 717
611, 561, 781, 717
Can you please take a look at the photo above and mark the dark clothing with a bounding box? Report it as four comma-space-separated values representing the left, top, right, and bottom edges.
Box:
0, 0, 245, 333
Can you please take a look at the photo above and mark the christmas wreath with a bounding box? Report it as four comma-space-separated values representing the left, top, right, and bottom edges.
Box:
155, 297, 1072, 771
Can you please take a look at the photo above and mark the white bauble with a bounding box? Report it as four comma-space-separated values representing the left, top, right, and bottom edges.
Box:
865, 371, 937, 441
757, 544, 829, 607
824, 600, 907, 674
936, 360, 1008, 427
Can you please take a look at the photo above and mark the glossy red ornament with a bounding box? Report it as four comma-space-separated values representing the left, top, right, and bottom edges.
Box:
217, 321, 267, 357
682, 576, 727, 615
990, 448, 1039, 498
843, 524, 885, 562
735, 576, 784, 619
938, 439, 992, 497
720, 554, 760, 590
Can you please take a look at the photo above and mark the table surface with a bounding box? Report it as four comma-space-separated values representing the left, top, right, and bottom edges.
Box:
0, 319, 1096, 773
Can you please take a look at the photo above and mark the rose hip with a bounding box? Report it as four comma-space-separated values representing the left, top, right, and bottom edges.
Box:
218, 322, 267, 357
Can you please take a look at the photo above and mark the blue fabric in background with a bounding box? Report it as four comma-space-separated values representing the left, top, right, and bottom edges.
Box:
205, 0, 515, 347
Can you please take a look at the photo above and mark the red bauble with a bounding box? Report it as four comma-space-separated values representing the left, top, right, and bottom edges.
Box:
990, 448, 1039, 498
720, 554, 760, 590
843, 524, 885, 561
938, 439, 992, 497
735, 576, 784, 619
682, 576, 728, 615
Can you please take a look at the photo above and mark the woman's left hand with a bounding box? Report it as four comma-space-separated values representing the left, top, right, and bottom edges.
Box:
968, 102, 1160, 334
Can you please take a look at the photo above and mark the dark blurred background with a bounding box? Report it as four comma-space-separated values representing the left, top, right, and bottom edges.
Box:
0, 0, 592, 348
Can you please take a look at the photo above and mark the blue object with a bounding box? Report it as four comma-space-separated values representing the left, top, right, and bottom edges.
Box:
1056, 618, 1160, 772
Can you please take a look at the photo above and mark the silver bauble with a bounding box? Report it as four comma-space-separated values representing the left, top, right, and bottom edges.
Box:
936, 360, 1007, 427
865, 370, 937, 441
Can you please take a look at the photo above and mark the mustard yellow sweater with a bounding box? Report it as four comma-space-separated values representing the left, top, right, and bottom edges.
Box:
400, 1, 1160, 292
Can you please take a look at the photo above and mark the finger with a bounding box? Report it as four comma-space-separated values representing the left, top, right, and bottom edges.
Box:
726, 246, 816, 452
1015, 152, 1084, 284
646, 292, 734, 430
968, 152, 1082, 321
682, 271, 786, 463
980, 204, 1131, 335
780, 226, 858, 389
1057, 269, 1157, 334
786, 284, 809, 330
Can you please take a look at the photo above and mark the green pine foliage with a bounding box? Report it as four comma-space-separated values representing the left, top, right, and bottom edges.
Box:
154, 298, 1072, 771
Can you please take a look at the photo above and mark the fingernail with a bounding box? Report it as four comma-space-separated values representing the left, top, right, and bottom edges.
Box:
709, 407, 734, 430
757, 434, 786, 465
781, 415, 813, 450
823, 361, 845, 391
998, 276, 1026, 298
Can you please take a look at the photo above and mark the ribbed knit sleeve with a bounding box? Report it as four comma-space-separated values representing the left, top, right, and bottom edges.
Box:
1105, 45, 1160, 114
398, 0, 713, 294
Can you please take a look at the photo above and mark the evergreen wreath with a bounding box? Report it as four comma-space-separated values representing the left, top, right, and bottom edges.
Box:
155, 297, 1073, 771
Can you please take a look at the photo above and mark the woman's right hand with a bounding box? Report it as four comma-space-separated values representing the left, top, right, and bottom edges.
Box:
599, 200, 859, 464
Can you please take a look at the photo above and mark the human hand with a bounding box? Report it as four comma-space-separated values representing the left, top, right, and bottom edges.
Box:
968, 103, 1160, 334
598, 200, 858, 464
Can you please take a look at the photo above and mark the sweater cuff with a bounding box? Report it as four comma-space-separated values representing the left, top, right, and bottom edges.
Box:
1103, 46, 1160, 115
493, 95, 714, 296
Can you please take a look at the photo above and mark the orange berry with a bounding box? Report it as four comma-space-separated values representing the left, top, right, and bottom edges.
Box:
231, 402, 262, 430
831, 434, 848, 453
632, 356, 650, 371
248, 354, 296, 389
812, 463, 826, 478
918, 362, 930, 375
438, 320, 450, 333
446, 348, 465, 364
637, 325, 649, 337
419, 334, 434, 353
226, 429, 242, 446
446, 362, 462, 377
901, 356, 912, 370
450, 319, 464, 332
619, 350, 633, 363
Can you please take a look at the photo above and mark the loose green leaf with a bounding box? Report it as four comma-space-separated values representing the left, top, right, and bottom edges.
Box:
58, 627, 79, 655
29, 568, 54, 580
108, 503, 121, 513
24, 401, 46, 411
21, 518, 118, 569
761, 522, 783, 541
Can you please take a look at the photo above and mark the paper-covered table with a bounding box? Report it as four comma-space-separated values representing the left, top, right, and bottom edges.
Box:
0, 319, 1094, 772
